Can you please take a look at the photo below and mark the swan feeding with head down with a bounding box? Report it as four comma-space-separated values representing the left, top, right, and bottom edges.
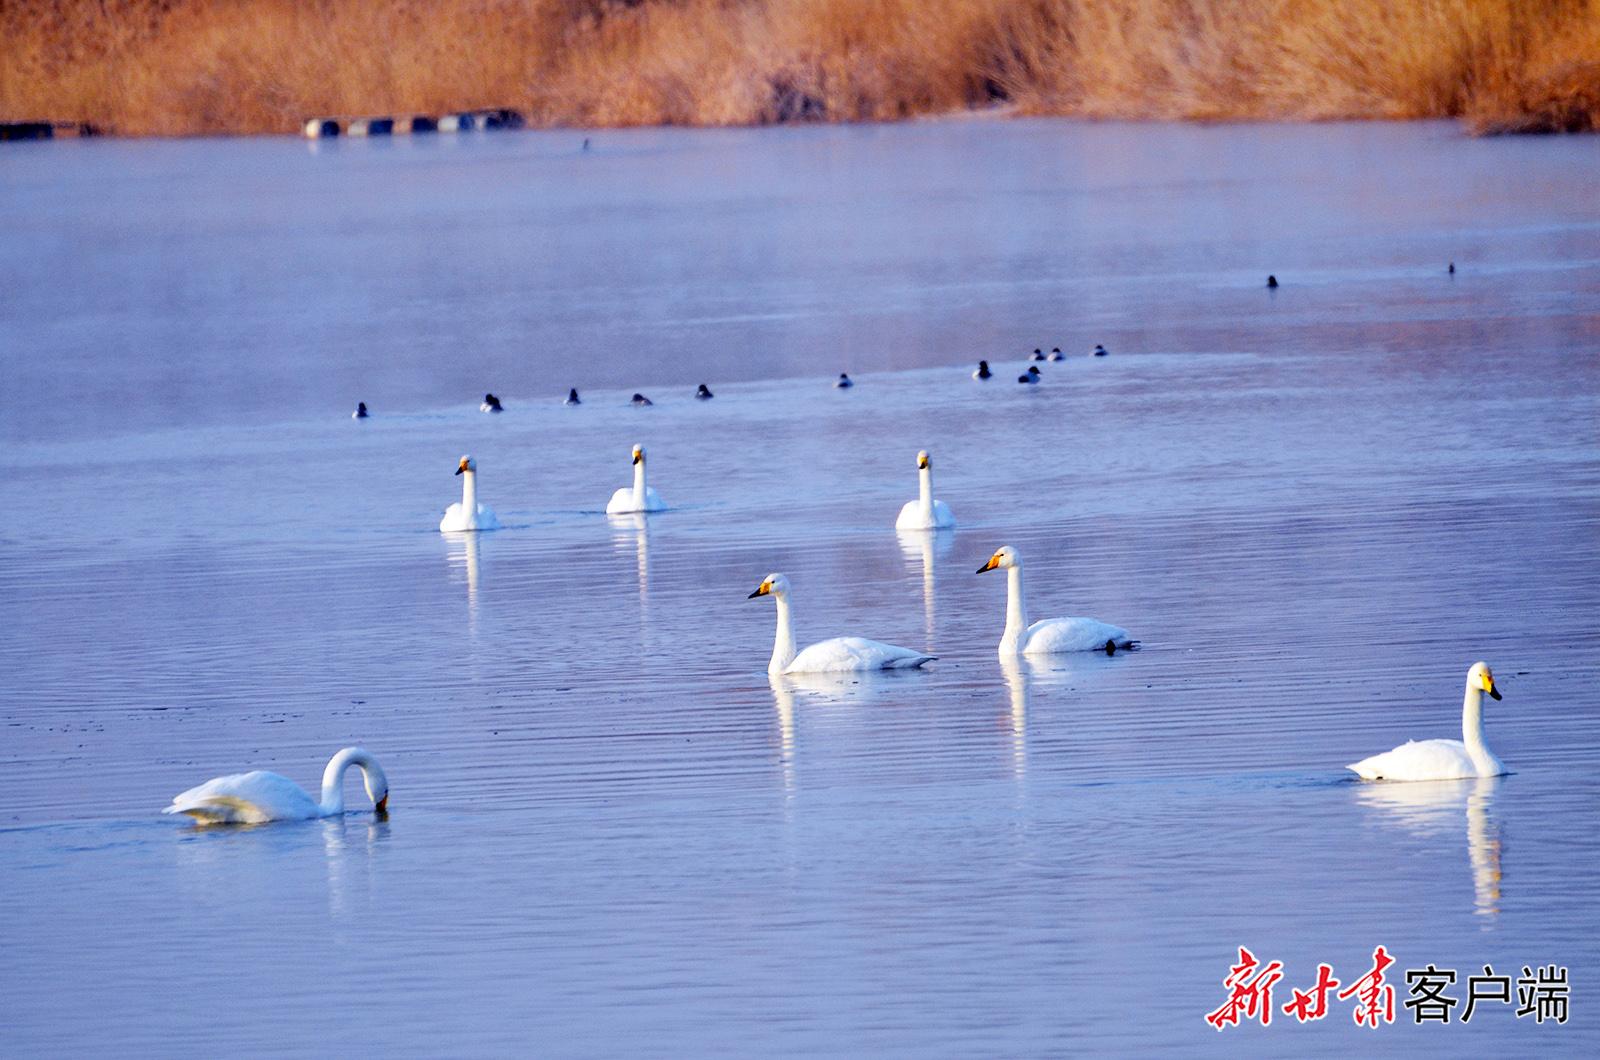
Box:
439, 455, 501, 532
748, 573, 934, 675
894, 450, 956, 531
1348, 662, 1509, 782
605, 444, 667, 514
977, 545, 1135, 655
164, 747, 389, 824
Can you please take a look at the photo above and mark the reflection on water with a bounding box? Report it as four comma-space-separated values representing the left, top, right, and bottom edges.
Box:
322, 815, 390, 920
1354, 776, 1504, 917
445, 531, 483, 612
999, 657, 1029, 781
896, 528, 953, 649
608, 511, 651, 606
1, 120, 1597, 1054
768, 677, 797, 798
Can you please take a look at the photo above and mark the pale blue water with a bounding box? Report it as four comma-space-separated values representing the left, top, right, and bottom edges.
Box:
1, 120, 1598, 1055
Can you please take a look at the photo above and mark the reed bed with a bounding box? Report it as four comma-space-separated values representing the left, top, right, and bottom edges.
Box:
3, 0, 1596, 136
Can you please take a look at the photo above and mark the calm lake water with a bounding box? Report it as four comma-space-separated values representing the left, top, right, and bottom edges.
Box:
2, 119, 1598, 1055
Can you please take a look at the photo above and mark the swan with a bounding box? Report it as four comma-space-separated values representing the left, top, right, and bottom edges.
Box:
835, 373, 853, 389
894, 450, 955, 530
973, 360, 991, 380
353, 401, 368, 419
565, 388, 581, 405
696, 383, 714, 400
977, 545, 1135, 655
439, 454, 501, 532
1348, 663, 1508, 782
164, 747, 389, 824
481, 392, 503, 413
605, 444, 667, 514
747, 573, 933, 675
631, 393, 654, 407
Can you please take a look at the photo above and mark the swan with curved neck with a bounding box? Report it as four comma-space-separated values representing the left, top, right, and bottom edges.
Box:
976, 545, 1135, 655
164, 747, 390, 824
747, 573, 934, 675
895, 450, 956, 530
606, 444, 667, 514
440, 454, 501, 532
1348, 663, 1508, 781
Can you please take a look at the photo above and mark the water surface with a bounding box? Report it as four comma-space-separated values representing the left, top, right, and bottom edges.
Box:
2, 120, 1598, 1055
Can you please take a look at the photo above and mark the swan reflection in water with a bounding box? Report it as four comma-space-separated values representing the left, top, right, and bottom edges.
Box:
896, 527, 954, 648
999, 656, 1029, 781
444, 529, 482, 614
766, 673, 887, 799
1354, 775, 1503, 917
608, 511, 651, 606
322, 814, 390, 919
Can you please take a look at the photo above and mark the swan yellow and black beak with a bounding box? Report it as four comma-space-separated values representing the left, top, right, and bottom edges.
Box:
455, 458, 469, 476
976, 553, 1000, 574
632, 448, 643, 465
918, 453, 930, 470
375, 794, 389, 813
1486, 674, 1502, 701
747, 580, 771, 599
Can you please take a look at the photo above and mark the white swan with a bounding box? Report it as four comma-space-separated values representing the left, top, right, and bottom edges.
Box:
748, 573, 934, 675
1348, 662, 1508, 781
439, 454, 501, 532
164, 747, 389, 824
977, 545, 1135, 655
894, 450, 956, 530
605, 444, 666, 514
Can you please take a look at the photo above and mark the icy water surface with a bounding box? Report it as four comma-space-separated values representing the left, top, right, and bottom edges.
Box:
2, 120, 1599, 1054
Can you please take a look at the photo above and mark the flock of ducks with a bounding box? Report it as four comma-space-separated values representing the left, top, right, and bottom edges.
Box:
171, 345, 1512, 823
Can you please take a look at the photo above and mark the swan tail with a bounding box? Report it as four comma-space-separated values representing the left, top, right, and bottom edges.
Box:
889, 655, 937, 669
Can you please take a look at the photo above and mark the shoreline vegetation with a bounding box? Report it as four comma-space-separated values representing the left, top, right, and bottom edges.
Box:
4, 0, 1598, 138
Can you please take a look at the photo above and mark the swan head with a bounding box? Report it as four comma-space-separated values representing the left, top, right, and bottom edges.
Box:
365, 762, 390, 813
1470, 661, 1502, 701
455, 455, 476, 475
976, 545, 1019, 573
917, 450, 930, 470
747, 572, 791, 599
632, 444, 645, 465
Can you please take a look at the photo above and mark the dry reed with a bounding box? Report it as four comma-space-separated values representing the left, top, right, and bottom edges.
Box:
2, 0, 1595, 136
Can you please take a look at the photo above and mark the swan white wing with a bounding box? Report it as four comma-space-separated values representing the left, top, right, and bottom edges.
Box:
440, 503, 499, 532
895, 500, 955, 530
164, 770, 320, 823
605, 487, 635, 514
1021, 617, 1134, 655
642, 486, 666, 512
1347, 739, 1484, 782
785, 636, 934, 674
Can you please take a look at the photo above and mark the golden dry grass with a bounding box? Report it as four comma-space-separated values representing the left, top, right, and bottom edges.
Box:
2, 0, 1596, 136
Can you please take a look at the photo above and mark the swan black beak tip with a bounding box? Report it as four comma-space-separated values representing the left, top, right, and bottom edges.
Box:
454, 467, 464, 476
746, 588, 763, 599
1490, 687, 1502, 701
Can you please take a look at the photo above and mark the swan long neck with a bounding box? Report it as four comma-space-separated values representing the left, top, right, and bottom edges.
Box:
1000, 565, 1029, 654
461, 469, 478, 513
1462, 681, 1493, 770
770, 591, 798, 675
918, 465, 933, 513
319, 748, 383, 815
633, 458, 647, 506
